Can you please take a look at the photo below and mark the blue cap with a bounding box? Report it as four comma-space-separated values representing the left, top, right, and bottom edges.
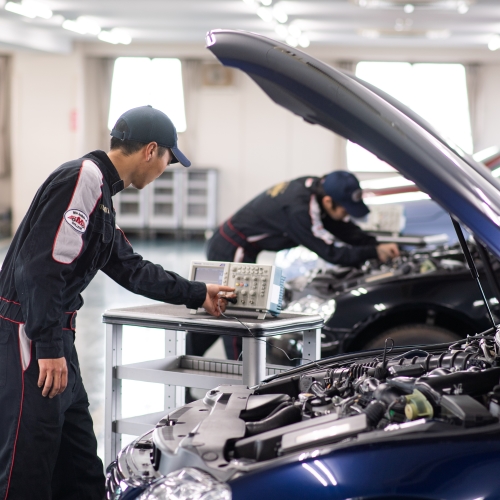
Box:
110, 106, 191, 167
322, 171, 369, 218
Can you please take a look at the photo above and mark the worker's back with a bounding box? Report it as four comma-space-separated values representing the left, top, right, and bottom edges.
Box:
228, 176, 317, 251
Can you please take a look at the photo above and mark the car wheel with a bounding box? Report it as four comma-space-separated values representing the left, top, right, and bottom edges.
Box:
361, 324, 462, 350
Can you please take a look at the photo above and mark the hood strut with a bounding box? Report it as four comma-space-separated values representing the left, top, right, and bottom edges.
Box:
451, 216, 497, 330
475, 242, 500, 306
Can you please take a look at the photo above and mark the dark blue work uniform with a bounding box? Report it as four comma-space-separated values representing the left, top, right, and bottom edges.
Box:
207, 176, 378, 266
191, 176, 379, 359
0, 150, 206, 500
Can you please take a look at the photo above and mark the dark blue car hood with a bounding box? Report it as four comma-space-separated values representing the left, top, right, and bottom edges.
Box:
206, 29, 500, 259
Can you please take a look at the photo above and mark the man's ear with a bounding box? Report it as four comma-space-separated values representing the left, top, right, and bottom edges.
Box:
145, 142, 157, 161
321, 195, 333, 210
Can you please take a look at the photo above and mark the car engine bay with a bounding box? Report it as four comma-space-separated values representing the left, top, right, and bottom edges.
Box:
285, 245, 468, 299
106, 331, 500, 495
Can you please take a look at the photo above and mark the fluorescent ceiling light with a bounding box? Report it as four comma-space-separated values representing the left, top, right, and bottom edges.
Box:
75, 16, 101, 35
488, 35, 500, 51
62, 19, 87, 34
298, 35, 310, 48
98, 28, 132, 45
48, 14, 65, 25
98, 31, 118, 44
111, 29, 132, 45
256, 6, 273, 22
275, 24, 288, 38
5, 1, 35, 17
5, 0, 52, 19
251, 0, 313, 47
63, 17, 103, 36
288, 24, 302, 38
273, 5, 288, 23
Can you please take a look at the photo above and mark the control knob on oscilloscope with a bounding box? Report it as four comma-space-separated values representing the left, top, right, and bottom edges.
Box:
249, 290, 256, 296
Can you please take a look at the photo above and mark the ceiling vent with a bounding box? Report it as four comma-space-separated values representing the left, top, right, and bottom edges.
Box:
201, 64, 235, 87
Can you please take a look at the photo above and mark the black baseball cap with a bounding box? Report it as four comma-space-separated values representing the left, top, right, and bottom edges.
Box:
110, 106, 191, 167
322, 171, 369, 218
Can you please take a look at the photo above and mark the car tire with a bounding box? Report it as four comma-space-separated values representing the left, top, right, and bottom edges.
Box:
361, 324, 462, 350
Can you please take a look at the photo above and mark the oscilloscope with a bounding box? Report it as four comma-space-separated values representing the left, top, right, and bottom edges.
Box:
189, 261, 285, 319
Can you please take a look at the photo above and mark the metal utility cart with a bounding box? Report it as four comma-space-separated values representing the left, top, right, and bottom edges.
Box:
103, 303, 323, 465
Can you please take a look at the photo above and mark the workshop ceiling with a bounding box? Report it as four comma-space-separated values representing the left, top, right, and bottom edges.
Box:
0, 0, 500, 53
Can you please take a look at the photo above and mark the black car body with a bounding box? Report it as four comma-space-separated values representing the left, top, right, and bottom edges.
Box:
282, 243, 500, 358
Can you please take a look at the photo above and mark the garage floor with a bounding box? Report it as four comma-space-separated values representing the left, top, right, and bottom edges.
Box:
0, 237, 220, 462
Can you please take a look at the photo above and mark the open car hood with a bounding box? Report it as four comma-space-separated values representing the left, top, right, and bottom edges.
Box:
206, 30, 500, 259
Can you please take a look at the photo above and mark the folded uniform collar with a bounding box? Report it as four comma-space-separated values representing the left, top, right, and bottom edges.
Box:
84, 150, 124, 196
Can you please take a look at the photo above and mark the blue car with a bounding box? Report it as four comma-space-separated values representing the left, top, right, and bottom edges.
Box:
105, 30, 500, 500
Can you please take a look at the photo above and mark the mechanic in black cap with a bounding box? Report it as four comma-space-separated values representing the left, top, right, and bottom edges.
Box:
188, 171, 398, 360
0, 105, 234, 500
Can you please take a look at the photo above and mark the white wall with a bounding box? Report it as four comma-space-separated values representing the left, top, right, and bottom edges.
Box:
472, 65, 500, 153
185, 70, 339, 223
10, 50, 84, 228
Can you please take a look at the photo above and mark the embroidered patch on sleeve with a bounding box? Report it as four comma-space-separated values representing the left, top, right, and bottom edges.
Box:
64, 209, 89, 233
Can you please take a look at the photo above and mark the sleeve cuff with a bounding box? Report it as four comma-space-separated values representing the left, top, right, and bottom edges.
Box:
366, 245, 379, 260
356, 245, 378, 265
185, 281, 207, 309
36, 340, 64, 359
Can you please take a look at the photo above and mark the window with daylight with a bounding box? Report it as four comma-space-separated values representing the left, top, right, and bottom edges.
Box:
347, 62, 473, 172
108, 57, 187, 132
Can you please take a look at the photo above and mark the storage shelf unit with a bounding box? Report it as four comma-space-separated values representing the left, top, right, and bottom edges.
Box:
148, 170, 182, 230
114, 167, 217, 235
114, 185, 148, 229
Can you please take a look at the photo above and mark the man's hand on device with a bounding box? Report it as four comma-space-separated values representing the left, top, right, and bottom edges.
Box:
203, 284, 236, 317
376, 243, 400, 263
38, 357, 68, 398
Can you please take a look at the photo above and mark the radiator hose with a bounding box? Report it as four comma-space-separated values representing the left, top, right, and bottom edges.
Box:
245, 405, 302, 437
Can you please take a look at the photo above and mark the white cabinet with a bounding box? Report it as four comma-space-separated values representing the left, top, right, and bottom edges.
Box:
181, 170, 218, 230
148, 170, 182, 230
113, 167, 217, 234
114, 185, 148, 229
